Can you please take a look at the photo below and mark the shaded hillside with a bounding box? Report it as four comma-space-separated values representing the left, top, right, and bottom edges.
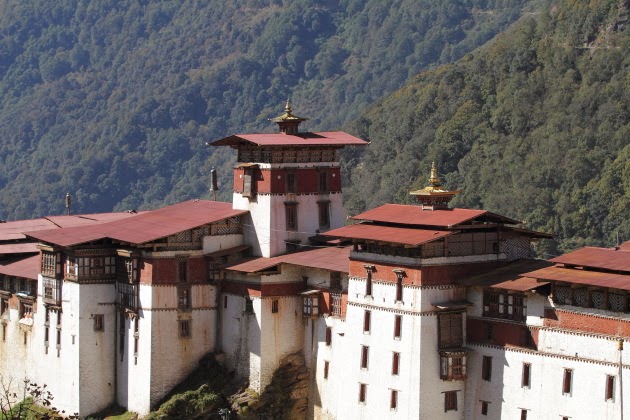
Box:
345, 0, 630, 254
0, 0, 527, 218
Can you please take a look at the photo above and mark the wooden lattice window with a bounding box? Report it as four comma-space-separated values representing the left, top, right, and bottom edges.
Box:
438, 312, 463, 349
42, 277, 61, 305
318, 200, 330, 228
330, 293, 342, 317
573, 288, 589, 307
286, 172, 296, 193
41, 252, 56, 276
444, 391, 458, 411
483, 289, 526, 321
318, 171, 329, 193
118, 282, 138, 311
591, 290, 607, 309
178, 285, 191, 310
554, 285, 571, 305
609, 292, 627, 312
179, 319, 191, 338
285, 202, 298, 231
440, 352, 467, 380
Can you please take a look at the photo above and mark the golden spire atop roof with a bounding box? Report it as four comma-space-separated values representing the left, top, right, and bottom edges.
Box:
270, 98, 308, 123
409, 162, 461, 209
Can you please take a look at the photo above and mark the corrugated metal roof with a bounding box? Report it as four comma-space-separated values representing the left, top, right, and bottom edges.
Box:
550, 247, 630, 272
0, 255, 40, 280
0, 243, 39, 255
0, 212, 143, 241
525, 266, 630, 291
455, 259, 552, 287
621, 241, 630, 251
491, 277, 549, 291
324, 224, 451, 246
26, 200, 247, 247
350, 204, 520, 227
208, 131, 368, 147
225, 246, 352, 274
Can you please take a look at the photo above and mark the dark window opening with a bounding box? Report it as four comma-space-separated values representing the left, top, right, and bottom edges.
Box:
444, 391, 458, 412
482, 356, 492, 381
272, 299, 279, 313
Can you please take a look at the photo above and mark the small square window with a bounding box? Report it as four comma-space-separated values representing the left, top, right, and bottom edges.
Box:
93, 314, 104, 332
179, 320, 191, 338
272, 299, 279, 313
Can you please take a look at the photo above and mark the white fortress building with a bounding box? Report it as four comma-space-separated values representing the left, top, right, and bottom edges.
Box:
0, 103, 629, 419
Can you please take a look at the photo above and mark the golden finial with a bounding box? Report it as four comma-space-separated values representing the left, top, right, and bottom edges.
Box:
429, 161, 441, 187
285, 98, 291, 113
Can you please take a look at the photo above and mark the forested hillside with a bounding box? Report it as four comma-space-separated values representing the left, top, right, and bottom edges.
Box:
0, 0, 526, 218
345, 0, 630, 254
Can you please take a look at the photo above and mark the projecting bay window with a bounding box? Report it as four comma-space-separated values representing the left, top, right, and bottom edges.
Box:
69, 256, 116, 280
118, 282, 138, 312
42, 277, 61, 306
483, 289, 526, 322
242, 167, 255, 198
438, 312, 463, 349
285, 202, 298, 231
302, 291, 319, 317
118, 257, 138, 284
330, 292, 342, 317
440, 351, 467, 380
41, 252, 57, 277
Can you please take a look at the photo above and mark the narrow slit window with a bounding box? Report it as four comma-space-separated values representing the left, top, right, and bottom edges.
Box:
363, 310, 371, 333
392, 352, 400, 375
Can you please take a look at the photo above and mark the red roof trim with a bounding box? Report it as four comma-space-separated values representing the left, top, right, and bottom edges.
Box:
324, 224, 452, 246
550, 247, 630, 272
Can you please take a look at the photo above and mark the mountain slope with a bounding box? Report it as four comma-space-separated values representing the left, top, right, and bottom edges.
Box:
0, 0, 527, 218
344, 0, 630, 253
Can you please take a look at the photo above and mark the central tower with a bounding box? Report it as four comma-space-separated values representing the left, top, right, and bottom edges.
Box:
208, 101, 367, 257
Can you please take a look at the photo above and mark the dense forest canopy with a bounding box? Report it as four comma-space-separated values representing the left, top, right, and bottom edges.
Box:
345, 0, 630, 254
0, 0, 526, 218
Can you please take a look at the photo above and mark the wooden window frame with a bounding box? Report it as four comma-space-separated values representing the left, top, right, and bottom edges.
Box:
390, 390, 398, 411
93, 314, 104, 332
363, 310, 371, 333
286, 172, 296, 194
438, 312, 463, 349
563, 369, 573, 395
272, 299, 279, 314
358, 383, 367, 403
360, 345, 369, 369
178, 319, 191, 338
178, 284, 191, 310
522, 363, 531, 388
318, 170, 329, 194
481, 401, 489, 416
444, 390, 458, 412
394, 315, 402, 339
285, 202, 298, 232
392, 352, 400, 376
318, 200, 331, 229
606, 374, 615, 401
482, 356, 492, 382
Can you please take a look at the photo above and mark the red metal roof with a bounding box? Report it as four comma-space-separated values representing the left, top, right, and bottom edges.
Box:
208, 131, 368, 147
621, 241, 630, 251
0, 243, 39, 255
0, 212, 143, 241
26, 200, 247, 247
492, 277, 549, 291
0, 255, 40, 280
350, 204, 520, 227
226, 246, 352, 274
550, 247, 630, 272
525, 266, 630, 291
455, 259, 552, 287
323, 224, 452, 246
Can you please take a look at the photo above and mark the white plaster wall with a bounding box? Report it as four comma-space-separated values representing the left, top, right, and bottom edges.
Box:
258, 295, 304, 390
77, 283, 116, 416
0, 277, 81, 416
234, 192, 344, 258
220, 293, 261, 386
465, 344, 630, 420
203, 234, 244, 254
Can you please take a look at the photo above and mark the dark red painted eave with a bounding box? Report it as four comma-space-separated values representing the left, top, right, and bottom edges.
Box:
350, 204, 521, 227
550, 246, 630, 272
208, 131, 368, 147
25, 200, 247, 247
525, 265, 630, 291
323, 223, 452, 246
